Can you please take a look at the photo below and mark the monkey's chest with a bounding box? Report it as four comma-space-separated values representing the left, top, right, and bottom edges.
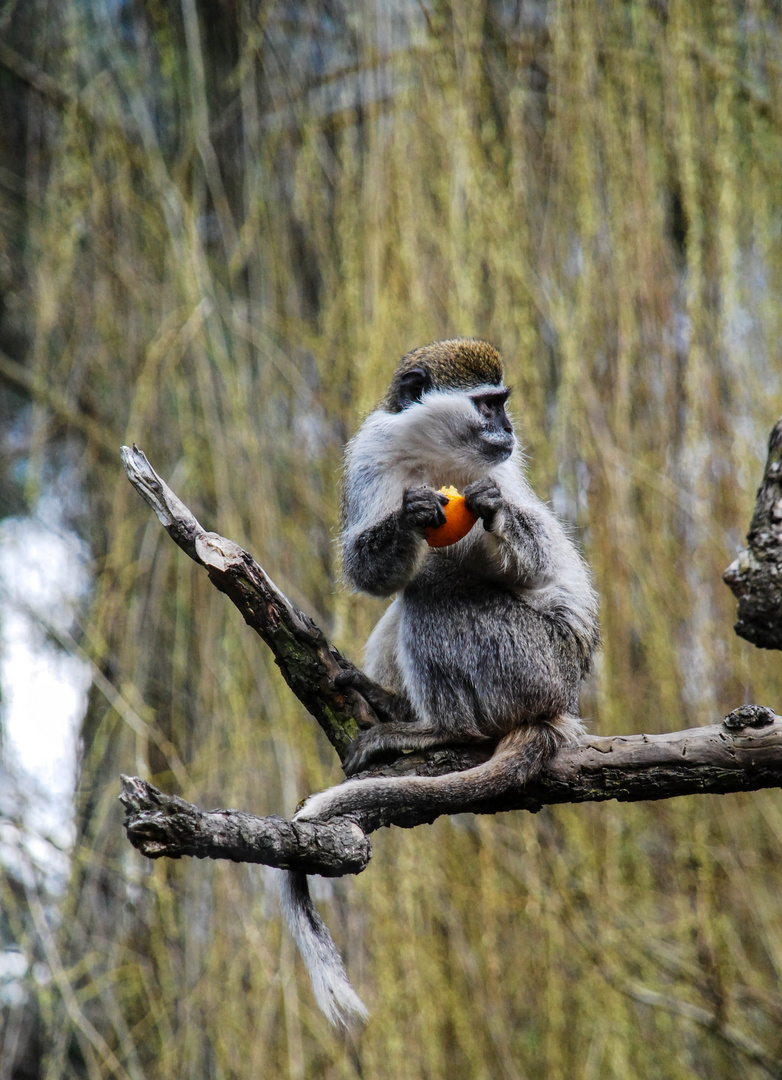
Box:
397, 563, 577, 733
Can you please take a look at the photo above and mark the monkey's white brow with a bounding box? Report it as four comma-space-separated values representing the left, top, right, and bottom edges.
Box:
469, 388, 510, 406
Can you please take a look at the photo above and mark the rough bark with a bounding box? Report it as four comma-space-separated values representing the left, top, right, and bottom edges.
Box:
120, 444, 383, 758
120, 444, 782, 879
724, 416, 782, 649
119, 775, 372, 876
120, 706, 782, 876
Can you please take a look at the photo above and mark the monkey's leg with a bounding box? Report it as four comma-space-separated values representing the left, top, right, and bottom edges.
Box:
342, 719, 490, 776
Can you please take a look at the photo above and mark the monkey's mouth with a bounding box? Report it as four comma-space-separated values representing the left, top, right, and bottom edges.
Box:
478, 431, 515, 461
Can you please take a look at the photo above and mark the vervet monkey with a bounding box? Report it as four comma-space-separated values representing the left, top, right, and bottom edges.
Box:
282, 338, 599, 1026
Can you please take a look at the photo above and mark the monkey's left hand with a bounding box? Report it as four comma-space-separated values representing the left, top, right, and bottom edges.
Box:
464, 477, 503, 532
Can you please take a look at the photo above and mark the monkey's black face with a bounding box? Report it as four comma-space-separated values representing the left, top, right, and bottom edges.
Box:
469, 388, 515, 462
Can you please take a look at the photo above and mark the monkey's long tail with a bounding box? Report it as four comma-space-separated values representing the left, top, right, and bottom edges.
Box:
296, 715, 583, 825
282, 715, 581, 1026
279, 869, 369, 1028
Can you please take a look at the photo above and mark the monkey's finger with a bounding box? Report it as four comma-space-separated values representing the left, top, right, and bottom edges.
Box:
342, 734, 374, 775
342, 726, 400, 774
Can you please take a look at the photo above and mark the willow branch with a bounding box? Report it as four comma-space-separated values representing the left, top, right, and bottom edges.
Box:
0, 349, 118, 458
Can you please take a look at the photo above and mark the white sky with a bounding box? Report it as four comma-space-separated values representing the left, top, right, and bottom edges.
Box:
0, 517, 91, 843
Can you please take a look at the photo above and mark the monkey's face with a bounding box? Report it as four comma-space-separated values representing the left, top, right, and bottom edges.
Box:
379, 340, 517, 479
387, 382, 517, 481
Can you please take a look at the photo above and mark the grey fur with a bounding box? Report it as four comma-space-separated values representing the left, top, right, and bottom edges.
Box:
281, 339, 599, 1026
279, 871, 369, 1028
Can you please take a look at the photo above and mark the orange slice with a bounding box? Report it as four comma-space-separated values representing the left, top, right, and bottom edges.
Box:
425, 486, 479, 548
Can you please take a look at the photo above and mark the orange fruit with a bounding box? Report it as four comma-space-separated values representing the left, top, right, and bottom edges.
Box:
425, 486, 479, 548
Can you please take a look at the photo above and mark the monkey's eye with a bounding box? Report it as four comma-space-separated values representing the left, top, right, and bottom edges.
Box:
470, 389, 513, 434
471, 389, 509, 408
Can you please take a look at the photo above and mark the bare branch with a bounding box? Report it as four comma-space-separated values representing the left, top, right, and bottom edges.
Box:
724, 416, 782, 649
119, 776, 372, 876
120, 708, 782, 876
120, 444, 382, 758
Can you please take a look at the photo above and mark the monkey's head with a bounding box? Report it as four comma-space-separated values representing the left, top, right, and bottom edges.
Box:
382, 338, 515, 468
384, 339, 505, 409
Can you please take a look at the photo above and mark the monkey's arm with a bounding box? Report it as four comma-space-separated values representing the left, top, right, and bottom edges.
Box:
464, 476, 555, 582
341, 486, 447, 596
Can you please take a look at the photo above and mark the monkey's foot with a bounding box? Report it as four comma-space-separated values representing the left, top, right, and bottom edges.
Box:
342, 721, 458, 776
334, 668, 410, 726
342, 727, 406, 775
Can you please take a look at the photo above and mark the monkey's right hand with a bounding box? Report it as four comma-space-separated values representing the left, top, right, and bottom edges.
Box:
401, 485, 448, 533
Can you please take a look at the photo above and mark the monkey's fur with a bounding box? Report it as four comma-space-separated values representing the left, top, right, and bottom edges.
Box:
281, 338, 599, 1026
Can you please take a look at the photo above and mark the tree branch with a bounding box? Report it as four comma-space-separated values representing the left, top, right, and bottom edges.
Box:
120, 707, 782, 876
120, 444, 782, 878
120, 444, 383, 758
118, 775, 372, 876
724, 416, 782, 649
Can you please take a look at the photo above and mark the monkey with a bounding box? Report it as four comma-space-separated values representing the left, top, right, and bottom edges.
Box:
280, 338, 599, 1027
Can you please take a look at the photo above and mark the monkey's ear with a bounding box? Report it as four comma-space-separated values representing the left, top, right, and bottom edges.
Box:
397, 366, 430, 409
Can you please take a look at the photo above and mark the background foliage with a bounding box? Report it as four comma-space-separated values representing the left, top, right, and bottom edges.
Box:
1, 0, 782, 1077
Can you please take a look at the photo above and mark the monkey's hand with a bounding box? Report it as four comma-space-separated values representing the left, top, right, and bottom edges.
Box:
340, 487, 446, 596
463, 477, 503, 532
401, 485, 448, 533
